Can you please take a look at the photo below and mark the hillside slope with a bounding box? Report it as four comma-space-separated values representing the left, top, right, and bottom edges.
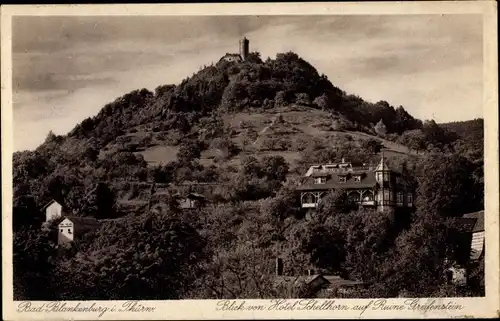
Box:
13, 50, 466, 218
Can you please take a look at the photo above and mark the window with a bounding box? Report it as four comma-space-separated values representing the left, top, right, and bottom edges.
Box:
302, 193, 315, 205
68, 229, 72, 234
349, 193, 360, 203
354, 175, 361, 182
60, 229, 63, 232
408, 193, 413, 206
314, 177, 326, 184
376, 172, 382, 181
397, 192, 404, 205
339, 176, 347, 183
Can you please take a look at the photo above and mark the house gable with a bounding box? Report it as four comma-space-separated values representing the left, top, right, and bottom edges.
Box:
44, 200, 63, 222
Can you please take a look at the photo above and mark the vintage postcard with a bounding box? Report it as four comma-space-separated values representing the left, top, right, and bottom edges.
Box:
1, 1, 499, 320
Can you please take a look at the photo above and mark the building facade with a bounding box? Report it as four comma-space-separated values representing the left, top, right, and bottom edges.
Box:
43, 199, 63, 222
57, 216, 100, 245
297, 155, 414, 212
178, 193, 206, 209
220, 37, 250, 63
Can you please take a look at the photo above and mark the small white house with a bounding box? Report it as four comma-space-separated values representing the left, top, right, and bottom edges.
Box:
178, 193, 206, 209
462, 210, 485, 261
58, 218, 74, 244
57, 216, 100, 245
43, 199, 63, 222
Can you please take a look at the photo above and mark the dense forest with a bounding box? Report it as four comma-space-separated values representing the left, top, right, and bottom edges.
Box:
13, 51, 484, 300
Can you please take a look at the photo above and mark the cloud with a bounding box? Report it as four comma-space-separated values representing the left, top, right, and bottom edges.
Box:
12, 14, 483, 151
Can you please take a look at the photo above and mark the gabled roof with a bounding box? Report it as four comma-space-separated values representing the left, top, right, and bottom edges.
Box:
462, 210, 484, 233
57, 216, 100, 227
297, 170, 378, 191
447, 218, 477, 233
447, 210, 485, 233
41, 199, 64, 211
274, 274, 363, 291
219, 53, 243, 61
311, 172, 330, 178
274, 274, 328, 288
324, 276, 365, 288
173, 192, 206, 200
186, 193, 205, 199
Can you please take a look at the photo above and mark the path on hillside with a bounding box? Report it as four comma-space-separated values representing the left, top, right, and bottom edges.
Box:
349, 131, 421, 156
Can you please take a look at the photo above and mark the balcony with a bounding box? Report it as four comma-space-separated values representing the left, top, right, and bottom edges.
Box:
360, 200, 376, 206
302, 202, 318, 208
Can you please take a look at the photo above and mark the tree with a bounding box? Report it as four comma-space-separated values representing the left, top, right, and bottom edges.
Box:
397, 129, 427, 152
415, 153, 480, 217
361, 138, 383, 154
295, 93, 311, 105
83, 145, 99, 162
313, 93, 329, 110
246, 51, 262, 64
260, 183, 300, 233
342, 209, 393, 282
274, 91, 287, 107
374, 119, 387, 136
377, 214, 449, 297
53, 212, 207, 300
13, 195, 42, 231
260, 155, 289, 183
82, 182, 116, 219
300, 218, 346, 274
316, 189, 354, 220
177, 140, 202, 163
13, 225, 58, 300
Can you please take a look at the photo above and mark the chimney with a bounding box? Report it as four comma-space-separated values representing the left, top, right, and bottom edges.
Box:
307, 269, 315, 276
275, 258, 284, 276
341, 158, 345, 163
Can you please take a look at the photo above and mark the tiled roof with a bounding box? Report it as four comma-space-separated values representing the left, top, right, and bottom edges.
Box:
187, 193, 205, 199
447, 218, 477, 233
220, 53, 242, 61
447, 210, 485, 233
311, 172, 330, 178
297, 170, 378, 191
274, 274, 363, 290
57, 216, 100, 227
462, 210, 484, 233
41, 198, 65, 211
274, 275, 328, 288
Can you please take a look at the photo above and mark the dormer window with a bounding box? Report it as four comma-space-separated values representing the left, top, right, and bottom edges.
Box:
339, 176, 347, 183
354, 175, 362, 182
314, 177, 326, 184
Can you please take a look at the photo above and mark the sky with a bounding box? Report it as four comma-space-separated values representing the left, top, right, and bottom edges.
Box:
12, 14, 483, 151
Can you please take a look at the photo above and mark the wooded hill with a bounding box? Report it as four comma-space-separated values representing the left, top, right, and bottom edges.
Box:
13, 51, 485, 300
14, 51, 471, 215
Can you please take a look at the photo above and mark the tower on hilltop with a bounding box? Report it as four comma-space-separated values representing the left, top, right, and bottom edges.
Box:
239, 37, 249, 61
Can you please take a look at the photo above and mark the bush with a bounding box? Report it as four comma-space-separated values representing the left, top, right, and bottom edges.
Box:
212, 138, 241, 159
262, 137, 292, 151
313, 94, 329, 109
295, 93, 311, 105
274, 91, 287, 107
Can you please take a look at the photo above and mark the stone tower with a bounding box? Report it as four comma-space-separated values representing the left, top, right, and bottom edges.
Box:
239, 37, 249, 61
